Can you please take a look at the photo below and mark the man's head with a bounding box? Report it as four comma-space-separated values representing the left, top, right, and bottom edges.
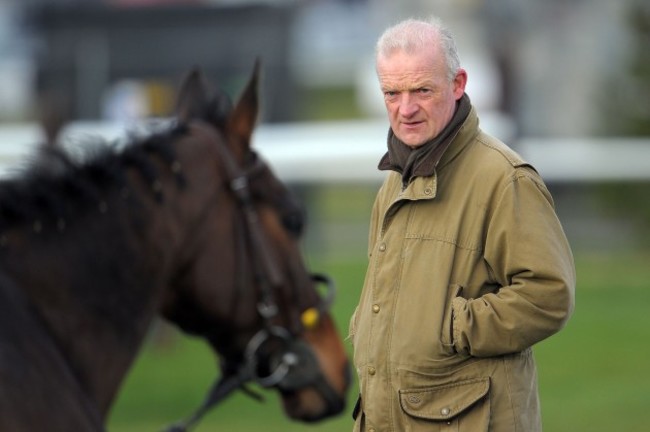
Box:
376, 17, 467, 148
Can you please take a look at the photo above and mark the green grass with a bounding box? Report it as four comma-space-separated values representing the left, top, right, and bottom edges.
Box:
107, 258, 364, 432
107, 252, 650, 431
535, 252, 650, 432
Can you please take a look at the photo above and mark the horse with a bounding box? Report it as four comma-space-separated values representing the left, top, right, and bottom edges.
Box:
0, 62, 350, 431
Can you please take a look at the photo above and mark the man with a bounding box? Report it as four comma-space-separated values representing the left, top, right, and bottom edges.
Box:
349, 17, 575, 431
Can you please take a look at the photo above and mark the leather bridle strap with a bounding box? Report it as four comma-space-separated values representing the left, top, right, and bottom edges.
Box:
162, 122, 287, 432
164, 122, 341, 432
190, 121, 285, 317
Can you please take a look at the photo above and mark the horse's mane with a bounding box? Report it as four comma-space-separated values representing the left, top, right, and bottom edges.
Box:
0, 123, 203, 335
0, 75, 234, 240
0, 123, 190, 235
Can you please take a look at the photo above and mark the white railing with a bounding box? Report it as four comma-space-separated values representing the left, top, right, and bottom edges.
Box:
1, 120, 649, 183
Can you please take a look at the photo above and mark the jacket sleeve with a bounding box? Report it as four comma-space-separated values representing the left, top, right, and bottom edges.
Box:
451, 167, 576, 357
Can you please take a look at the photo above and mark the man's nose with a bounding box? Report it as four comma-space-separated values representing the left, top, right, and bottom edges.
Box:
398, 93, 418, 117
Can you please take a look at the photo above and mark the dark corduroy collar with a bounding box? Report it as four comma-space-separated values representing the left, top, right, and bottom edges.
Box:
378, 93, 471, 187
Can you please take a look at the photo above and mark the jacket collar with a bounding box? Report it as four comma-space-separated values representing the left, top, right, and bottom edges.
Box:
396, 107, 480, 200
437, 106, 480, 171
397, 174, 437, 201
378, 94, 472, 187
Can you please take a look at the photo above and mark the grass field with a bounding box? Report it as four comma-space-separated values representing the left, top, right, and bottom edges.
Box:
106, 250, 650, 432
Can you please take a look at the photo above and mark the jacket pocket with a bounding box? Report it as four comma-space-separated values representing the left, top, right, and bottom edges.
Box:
399, 377, 490, 432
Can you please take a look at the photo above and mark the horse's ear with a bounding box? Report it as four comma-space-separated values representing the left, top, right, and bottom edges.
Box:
175, 67, 212, 124
227, 59, 260, 150
38, 89, 70, 146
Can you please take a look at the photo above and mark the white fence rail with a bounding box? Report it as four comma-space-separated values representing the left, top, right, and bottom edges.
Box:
1, 120, 649, 183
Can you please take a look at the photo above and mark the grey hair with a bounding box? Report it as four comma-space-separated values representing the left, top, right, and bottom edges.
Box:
375, 17, 461, 82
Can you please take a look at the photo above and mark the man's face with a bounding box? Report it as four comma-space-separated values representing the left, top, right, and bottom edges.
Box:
377, 47, 466, 148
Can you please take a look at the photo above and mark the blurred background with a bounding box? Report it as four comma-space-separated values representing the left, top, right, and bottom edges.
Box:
0, 0, 648, 431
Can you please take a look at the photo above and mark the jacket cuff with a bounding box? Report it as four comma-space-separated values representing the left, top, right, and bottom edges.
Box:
451, 296, 468, 352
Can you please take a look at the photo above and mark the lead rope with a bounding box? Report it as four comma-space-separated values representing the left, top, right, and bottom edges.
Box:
162, 369, 261, 432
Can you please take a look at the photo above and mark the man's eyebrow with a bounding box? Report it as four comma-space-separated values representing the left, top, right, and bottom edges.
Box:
382, 83, 431, 93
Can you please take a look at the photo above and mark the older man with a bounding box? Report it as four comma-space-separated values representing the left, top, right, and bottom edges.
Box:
349, 17, 575, 431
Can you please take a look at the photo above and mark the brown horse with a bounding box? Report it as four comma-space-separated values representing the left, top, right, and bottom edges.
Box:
0, 63, 350, 431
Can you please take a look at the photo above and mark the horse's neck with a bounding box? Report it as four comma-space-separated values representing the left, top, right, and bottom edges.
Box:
1, 180, 186, 416
3, 236, 155, 416
0, 133, 222, 417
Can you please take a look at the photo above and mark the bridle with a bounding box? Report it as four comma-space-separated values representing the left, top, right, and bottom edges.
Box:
163, 122, 341, 432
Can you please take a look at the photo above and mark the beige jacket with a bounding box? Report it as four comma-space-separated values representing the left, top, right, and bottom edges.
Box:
350, 108, 575, 431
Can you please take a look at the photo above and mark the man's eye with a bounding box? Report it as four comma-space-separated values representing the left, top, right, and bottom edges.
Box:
384, 91, 399, 101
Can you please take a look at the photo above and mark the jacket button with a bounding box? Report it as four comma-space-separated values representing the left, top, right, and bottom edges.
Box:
368, 366, 376, 376
441, 407, 451, 416
424, 187, 433, 195
407, 395, 421, 404
378, 243, 386, 252
372, 304, 380, 313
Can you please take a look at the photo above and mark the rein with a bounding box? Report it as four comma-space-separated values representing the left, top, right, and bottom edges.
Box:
163, 122, 336, 432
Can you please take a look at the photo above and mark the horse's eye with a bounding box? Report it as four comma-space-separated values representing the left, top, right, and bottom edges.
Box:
282, 208, 305, 237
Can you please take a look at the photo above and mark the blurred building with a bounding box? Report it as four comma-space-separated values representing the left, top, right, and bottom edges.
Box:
0, 0, 646, 138
360, 0, 640, 138
23, 0, 298, 123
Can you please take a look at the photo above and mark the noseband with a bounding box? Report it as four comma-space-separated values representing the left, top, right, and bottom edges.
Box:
164, 122, 338, 432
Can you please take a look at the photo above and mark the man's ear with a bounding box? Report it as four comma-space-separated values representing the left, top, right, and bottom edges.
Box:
453, 68, 468, 100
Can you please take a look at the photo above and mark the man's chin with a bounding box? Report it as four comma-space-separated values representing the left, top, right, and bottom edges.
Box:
396, 128, 430, 148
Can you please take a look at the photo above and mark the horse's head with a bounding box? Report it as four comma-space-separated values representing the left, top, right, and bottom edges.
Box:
160, 62, 350, 426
